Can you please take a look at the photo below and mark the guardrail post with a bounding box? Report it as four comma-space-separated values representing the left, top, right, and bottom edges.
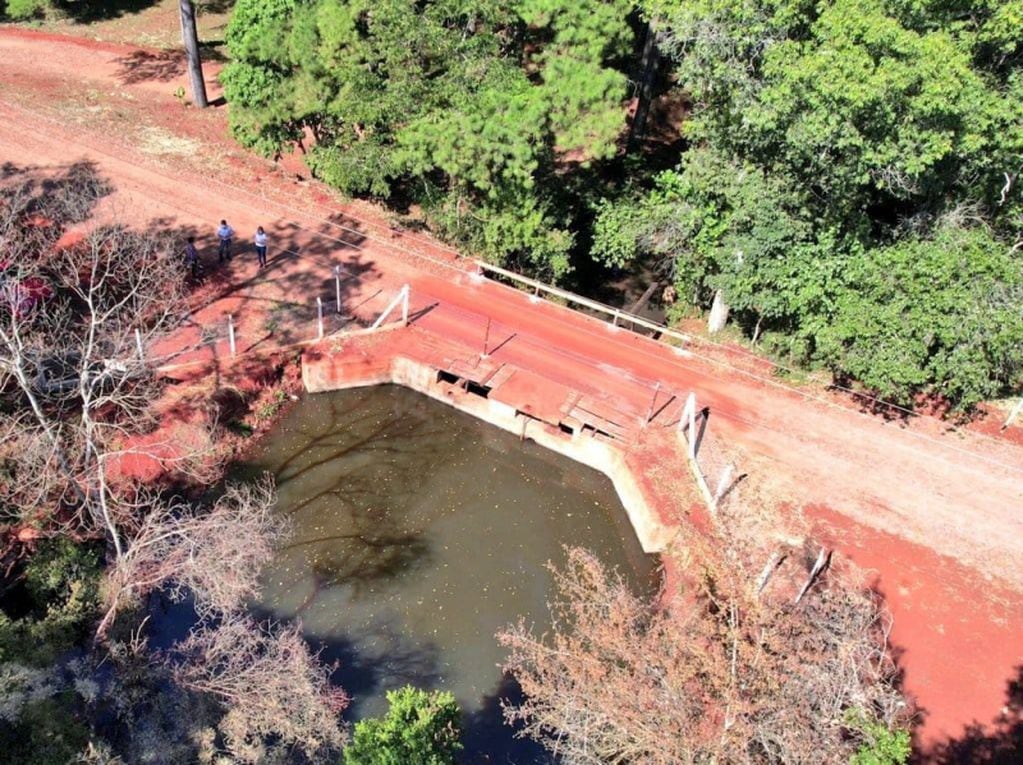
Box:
1003, 396, 1023, 431
228, 314, 236, 356
644, 382, 661, 425
134, 328, 144, 361
679, 392, 696, 458
317, 297, 324, 339
481, 317, 492, 359
713, 464, 735, 510
334, 265, 343, 315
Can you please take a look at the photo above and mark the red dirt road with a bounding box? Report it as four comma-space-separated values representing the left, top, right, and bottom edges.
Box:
1, 28, 1021, 755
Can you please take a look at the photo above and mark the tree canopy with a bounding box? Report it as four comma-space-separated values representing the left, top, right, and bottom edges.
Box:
593, 0, 1023, 408
223, 0, 636, 278
223, 0, 1023, 409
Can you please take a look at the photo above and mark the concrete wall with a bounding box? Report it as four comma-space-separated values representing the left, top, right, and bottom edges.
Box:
303, 349, 677, 554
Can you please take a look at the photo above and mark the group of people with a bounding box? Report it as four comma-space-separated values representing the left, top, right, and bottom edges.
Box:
183, 219, 270, 278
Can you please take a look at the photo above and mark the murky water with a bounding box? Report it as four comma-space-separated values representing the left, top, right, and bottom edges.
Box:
240, 385, 655, 761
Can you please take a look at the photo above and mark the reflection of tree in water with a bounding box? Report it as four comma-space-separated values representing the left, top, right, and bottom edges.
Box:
256, 388, 457, 603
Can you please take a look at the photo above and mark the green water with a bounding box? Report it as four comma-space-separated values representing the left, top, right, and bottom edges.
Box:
242, 385, 654, 760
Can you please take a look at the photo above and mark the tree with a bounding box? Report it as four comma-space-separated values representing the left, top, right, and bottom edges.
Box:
0, 164, 348, 764
171, 614, 349, 764
222, 0, 638, 279
179, 0, 209, 108
589, 0, 1023, 409
816, 224, 1023, 409
344, 686, 462, 765
499, 512, 909, 764
97, 477, 285, 636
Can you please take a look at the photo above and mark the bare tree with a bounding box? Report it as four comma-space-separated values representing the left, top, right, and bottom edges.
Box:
98, 477, 286, 636
0, 169, 190, 556
499, 520, 908, 764
171, 614, 349, 763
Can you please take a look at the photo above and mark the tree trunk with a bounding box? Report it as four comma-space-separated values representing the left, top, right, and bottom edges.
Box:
179, 0, 209, 108
626, 22, 660, 152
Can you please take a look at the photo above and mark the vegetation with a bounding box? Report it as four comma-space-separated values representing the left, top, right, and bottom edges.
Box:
221, 0, 1023, 410
595, 0, 1023, 409
500, 532, 911, 764
0, 165, 346, 763
222, 0, 636, 279
344, 686, 462, 765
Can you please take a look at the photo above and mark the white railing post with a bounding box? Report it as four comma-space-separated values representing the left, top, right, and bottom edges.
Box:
679, 392, 697, 458
228, 314, 236, 356
370, 284, 412, 330
1003, 396, 1023, 431
317, 297, 324, 339
713, 464, 735, 509
334, 265, 342, 315
134, 328, 144, 361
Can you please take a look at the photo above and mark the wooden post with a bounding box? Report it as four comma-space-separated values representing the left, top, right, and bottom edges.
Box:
401, 285, 409, 325
1002, 397, 1023, 431
227, 314, 236, 355
134, 328, 144, 361
755, 550, 785, 599
681, 393, 697, 458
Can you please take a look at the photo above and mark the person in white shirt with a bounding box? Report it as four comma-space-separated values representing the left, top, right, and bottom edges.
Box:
216, 220, 234, 263
254, 226, 269, 269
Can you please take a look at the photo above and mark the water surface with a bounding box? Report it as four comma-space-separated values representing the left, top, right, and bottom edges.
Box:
242, 385, 654, 761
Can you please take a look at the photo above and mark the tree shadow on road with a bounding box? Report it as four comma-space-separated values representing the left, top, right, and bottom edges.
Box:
926, 665, 1023, 764
114, 49, 184, 85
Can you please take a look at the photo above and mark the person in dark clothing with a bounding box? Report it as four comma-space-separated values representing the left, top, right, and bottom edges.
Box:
184, 236, 200, 278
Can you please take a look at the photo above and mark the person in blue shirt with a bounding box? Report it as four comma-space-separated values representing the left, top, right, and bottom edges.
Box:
216, 219, 234, 263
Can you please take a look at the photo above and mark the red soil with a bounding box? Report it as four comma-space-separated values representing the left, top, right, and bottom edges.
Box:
1, 28, 1021, 756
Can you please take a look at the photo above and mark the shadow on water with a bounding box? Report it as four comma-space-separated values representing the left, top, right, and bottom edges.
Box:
239, 386, 654, 762
461, 673, 554, 765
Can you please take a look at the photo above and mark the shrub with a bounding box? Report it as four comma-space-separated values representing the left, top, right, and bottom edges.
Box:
344, 686, 462, 765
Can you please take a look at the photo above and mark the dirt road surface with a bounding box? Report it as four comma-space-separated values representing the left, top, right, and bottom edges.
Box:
1, 27, 1020, 755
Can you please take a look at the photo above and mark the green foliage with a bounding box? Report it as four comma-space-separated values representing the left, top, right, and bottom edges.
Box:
344, 686, 462, 765
596, 0, 1023, 409
224, 0, 635, 277
846, 709, 912, 765
818, 226, 1023, 409
0, 538, 102, 666
4, 0, 49, 20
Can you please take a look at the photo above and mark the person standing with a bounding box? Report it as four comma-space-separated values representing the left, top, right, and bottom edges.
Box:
254, 226, 269, 269
216, 219, 235, 263
184, 236, 200, 278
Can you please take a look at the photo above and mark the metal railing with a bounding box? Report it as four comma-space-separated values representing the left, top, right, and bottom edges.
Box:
474, 261, 692, 348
